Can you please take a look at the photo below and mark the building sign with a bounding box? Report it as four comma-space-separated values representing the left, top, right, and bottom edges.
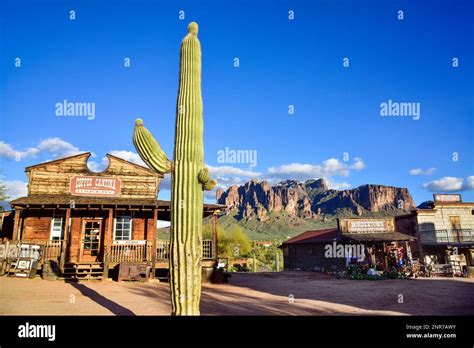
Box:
340, 218, 394, 234
71, 176, 121, 196
112, 240, 146, 245
433, 194, 461, 203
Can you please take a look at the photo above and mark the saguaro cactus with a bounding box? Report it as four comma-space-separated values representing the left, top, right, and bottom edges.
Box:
133, 22, 216, 315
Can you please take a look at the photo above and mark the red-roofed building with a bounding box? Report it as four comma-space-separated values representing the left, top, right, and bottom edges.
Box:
279, 228, 342, 271
279, 218, 416, 272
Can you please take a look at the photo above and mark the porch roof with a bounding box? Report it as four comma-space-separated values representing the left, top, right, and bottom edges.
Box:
10, 195, 225, 219
341, 231, 416, 243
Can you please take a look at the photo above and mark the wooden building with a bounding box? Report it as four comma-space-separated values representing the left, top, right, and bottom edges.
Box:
7, 152, 223, 280
395, 194, 474, 277
0, 210, 14, 239
280, 217, 416, 272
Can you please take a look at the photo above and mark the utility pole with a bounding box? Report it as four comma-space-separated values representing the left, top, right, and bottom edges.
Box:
275, 250, 280, 272
253, 252, 257, 272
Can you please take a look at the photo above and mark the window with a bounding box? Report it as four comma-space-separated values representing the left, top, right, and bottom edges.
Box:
114, 214, 132, 240
449, 216, 461, 230
50, 212, 65, 241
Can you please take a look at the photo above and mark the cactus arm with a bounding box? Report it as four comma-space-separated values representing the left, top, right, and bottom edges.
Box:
198, 168, 217, 191
133, 118, 173, 174
197, 168, 210, 184
202, 179, 217, 191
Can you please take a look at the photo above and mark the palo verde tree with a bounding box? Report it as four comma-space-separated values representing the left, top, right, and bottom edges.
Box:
133, 22, 216, 315
0, 170, 9, 210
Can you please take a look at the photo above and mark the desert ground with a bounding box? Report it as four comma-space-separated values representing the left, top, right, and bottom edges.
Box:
1, 272, 473, 316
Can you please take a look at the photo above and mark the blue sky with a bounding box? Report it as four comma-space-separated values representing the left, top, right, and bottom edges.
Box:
0, 0, 473, 205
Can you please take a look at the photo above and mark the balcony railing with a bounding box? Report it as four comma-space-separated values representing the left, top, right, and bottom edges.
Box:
419, 229, 474, 245
155, 240, 214, 260
105, 239, 214, 263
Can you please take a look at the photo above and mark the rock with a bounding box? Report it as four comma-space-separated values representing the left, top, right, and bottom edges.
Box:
216, 178, 415, 219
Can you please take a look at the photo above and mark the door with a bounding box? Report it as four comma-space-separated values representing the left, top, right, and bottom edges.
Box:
449, 216, 461, 243
80, 220, 102, 261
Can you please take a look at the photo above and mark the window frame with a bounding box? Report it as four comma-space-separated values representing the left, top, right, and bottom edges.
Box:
113, 213, 133, 241
50, 211, 65, 241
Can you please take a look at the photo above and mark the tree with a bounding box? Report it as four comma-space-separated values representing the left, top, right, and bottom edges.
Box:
219, 225, 252, 259
0, 170, 9, 211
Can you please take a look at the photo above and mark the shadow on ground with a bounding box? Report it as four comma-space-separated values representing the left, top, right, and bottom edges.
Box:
67, 281, 136, 315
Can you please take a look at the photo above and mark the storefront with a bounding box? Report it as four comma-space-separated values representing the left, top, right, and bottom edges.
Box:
280, 217, 416, 273
395, 194, 474, 277
338, 218, 416, 271
3, 152, 223, 280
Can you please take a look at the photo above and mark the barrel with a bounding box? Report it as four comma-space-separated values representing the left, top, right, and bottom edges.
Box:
42, 260, 59, 281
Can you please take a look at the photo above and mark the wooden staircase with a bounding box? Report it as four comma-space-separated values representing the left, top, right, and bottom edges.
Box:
62, 262, 104, 280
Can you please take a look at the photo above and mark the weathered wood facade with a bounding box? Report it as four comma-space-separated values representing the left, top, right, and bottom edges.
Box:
280, 218, 416, 272
395, 194, 474, 277
8, 152, 223, 280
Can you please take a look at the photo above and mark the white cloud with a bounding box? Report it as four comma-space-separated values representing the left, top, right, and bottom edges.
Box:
35, 138, 82, 158
157, 220, 170, 228
204, 165, 262, 195
88, 150, 146, 172
409, 167, 436, 176
463, 176, 474, 190
0, 142, 17, 159
423, 176, 464, 192
423, 176, 474, 192
161, 174, 171, 191
209, 158, 365, 199
86, 158, 108, 172
208, 165, 261, 179
0, 138, 84, 161
350, 157, 366, 171
109, 150, 145, 166
267, 157, 365, 181
326, 179, 352, 190
3, 180, 28, 200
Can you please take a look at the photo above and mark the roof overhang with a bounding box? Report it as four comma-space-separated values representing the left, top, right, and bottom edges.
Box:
9, 195, 225, 220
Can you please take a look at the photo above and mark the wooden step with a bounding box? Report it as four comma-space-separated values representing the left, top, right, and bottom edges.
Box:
61, 262, 104, 280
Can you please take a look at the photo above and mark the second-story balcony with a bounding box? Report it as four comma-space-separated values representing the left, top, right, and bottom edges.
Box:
419, 228, 474, 245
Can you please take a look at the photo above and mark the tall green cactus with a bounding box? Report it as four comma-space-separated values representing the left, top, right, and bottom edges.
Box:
133, 22, 216, 315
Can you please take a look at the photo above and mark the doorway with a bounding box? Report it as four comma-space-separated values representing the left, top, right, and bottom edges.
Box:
80, 219, 102, 262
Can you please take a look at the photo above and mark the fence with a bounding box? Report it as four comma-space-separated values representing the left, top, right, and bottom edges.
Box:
0, 239, 63, 262
420, 229, 474, 245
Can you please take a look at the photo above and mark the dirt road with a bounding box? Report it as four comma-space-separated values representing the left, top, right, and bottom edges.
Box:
1, 272, 473, 315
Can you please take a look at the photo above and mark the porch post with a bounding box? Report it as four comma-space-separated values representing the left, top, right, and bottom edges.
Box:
12, 208, 21, 241
405, 240, 410, 262
102, 208, 113, 280
151, 207, 158, 279
213, 210, 219, 262
60, 207, 71, 271
383, 242, 389, 270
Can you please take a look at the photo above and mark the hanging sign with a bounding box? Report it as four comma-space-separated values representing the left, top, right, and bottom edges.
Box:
71, 176, 121, 196
433, 194, 461, 203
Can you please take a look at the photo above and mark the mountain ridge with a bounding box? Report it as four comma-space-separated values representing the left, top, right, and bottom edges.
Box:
216, 178, 416, 221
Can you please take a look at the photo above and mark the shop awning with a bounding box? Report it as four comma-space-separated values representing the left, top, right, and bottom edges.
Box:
9, 195, 225, 220
342, 231, 416, 243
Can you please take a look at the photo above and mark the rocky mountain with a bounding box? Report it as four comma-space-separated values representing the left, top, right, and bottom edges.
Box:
216, 178, 415, 221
